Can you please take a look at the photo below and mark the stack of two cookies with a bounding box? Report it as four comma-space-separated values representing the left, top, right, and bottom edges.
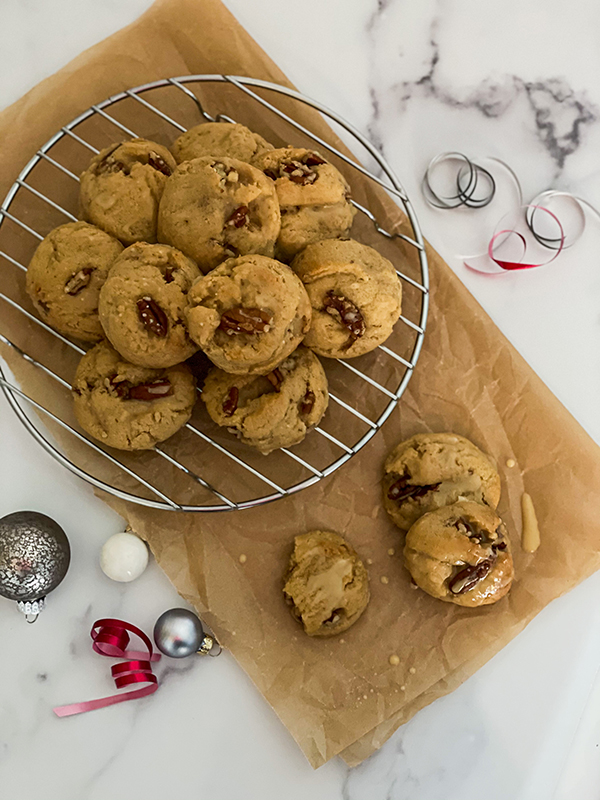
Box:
383, 433, 514, 608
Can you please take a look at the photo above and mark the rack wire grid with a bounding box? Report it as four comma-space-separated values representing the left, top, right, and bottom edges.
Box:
0, 75, 429, 512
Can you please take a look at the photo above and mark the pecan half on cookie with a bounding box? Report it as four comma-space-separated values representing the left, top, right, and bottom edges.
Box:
291, 238, 402, 359
404, 501, 514, 607
382, 432, 501, 531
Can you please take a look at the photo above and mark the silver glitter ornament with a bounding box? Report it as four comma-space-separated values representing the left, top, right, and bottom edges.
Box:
153, 608, 217, 658
0, 511, 71, 621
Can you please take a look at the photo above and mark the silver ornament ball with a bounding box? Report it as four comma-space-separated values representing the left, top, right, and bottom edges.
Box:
153, 608, 205, 658
0, 511, 71, 605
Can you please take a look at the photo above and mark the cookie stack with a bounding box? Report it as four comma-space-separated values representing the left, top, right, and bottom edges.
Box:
383, 433, 514, 607
25, 122, 404, 454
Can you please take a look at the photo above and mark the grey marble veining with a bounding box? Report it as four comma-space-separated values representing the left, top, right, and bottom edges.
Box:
2, 1, 600, 798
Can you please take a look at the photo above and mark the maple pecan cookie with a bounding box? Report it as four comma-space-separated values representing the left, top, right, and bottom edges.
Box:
383, 432, 501, 531
202, 346, 328, 454
186, 254, 311, 375
98, 242, 200, 368
252, 147, 356, 261
157, 156, 280, 273
79, 138, 176, 245
290, 238, 402, 358
283, 530, 370, 637
404, 501, 514, 607
25, 221, 123, 342
170, 121, 273, 164
72, 340, 196, 450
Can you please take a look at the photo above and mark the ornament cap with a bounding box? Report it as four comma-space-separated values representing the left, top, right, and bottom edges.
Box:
17, 596, 45, 622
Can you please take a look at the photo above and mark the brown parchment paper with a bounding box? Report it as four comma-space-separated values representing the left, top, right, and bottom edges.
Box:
2, 0, 600, 770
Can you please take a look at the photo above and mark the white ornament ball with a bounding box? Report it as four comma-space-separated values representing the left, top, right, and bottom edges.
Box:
100, 532, 149, 582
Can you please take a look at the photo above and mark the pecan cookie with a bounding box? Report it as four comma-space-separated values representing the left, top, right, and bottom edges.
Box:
291, 238, 402, 359
157, 156, 280, 273
171, 121, 273, 164
98, 243, 200, 368
186, 254, 311, 375
404, 501, 514, 607
383, 432, 501, 531
25, 221, 123, 342
252, 147, 356, 261
72, 340, 196, 450
283, 530, 370, 637
80, 138, 176, 245
202, 346, 328, 454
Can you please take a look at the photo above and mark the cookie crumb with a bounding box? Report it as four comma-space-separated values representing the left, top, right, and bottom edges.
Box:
506, 458, 516, 468
380, 576, 389, 585
409, 667, 416, 675
400, 685, 406, 691
339, 638, 345, 644
387, 548, 395, 556
389, 654, 400, 666
366, 558, 373, 565
239, 553, 247, 564
363, 694, 368, 700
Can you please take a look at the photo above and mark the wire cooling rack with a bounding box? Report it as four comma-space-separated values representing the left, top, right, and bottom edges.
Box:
0, 75, 429, 512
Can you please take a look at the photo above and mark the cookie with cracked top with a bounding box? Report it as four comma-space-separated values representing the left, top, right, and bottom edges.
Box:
404, 500, 513, 607
26, 221, 123, 342
79, 138, 176, 245
157, 156, 280, 273
383, 432, 501, 531
171, 121, 273, 164
98, 242, 200, 368
72, 340, 196, 451
252, 147, 356, 261
291, 237, 402, 359
186, 254, 311, 375
202, 346, 328, 454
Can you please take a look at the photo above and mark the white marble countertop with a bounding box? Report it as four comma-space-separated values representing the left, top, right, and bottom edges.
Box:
2, 1, 600, 797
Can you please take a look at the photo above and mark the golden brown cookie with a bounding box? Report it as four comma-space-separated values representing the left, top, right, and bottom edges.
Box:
291, 238, 402, 358
25, 221, 123, 342
202, 346, 329, 454
186, 254, 311, 375
252, 147, 356, 261
383, 432, 501, 531
171, 121, 273, 164
404, 501, 514, 607
79, 139, 176, 245
98, 242, 200, 368
283, 530, 370, 637
157, 156, 281, 273
72, 340, 196, 450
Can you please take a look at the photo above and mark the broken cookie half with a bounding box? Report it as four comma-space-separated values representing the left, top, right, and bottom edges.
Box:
283, 530, 370, 637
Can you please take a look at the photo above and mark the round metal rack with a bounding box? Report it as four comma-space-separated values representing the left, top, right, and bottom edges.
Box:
0, 75, 429, 511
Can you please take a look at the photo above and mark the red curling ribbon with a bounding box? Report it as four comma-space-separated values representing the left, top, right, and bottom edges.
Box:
53, 619, 161, 718
487, 206, 564, 271
464, 205, 565, 275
